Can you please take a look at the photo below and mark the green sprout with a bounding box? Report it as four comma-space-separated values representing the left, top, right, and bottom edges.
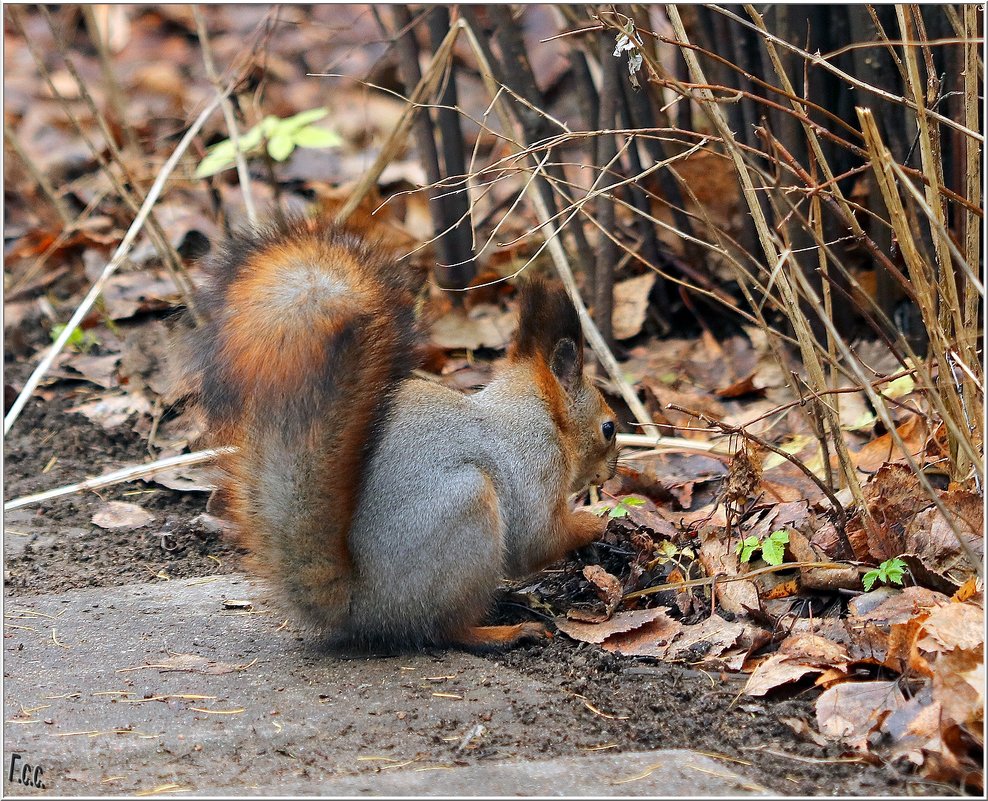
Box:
603, 496, 646, 519
195, 107, 342, 178
735, 529, 790, 566
862, 557, 908, 591
51, 323, 98, 353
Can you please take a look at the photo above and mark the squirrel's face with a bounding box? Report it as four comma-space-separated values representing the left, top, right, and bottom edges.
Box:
569, 380, 619, 492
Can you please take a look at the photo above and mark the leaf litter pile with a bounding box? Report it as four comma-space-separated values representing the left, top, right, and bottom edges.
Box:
3, 4, 984, 795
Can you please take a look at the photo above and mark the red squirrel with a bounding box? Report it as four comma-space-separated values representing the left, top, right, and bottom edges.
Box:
176, 217, 619, 650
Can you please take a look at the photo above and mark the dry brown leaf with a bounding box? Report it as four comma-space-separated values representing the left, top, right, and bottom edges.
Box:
611, 273, 655, 340
743, 634, 849, 696
816, 680, 906, 747
697, 527, 759, 614
714, 372, 765, 399
779, 715, 830, 747
99, 269, 181, 320
52, 352, 121, 390
743, 653, 824, 697
659, 615, 755, 666
582, 565, 623, 616
932, 644, 984, 730
916, 601, 984, 655
430, 304, 516, 351
92, 501, 153, 530
69, 391, 153, 429
904, 491, 984, 586
598, 609, 684, 658
853, 414, 928, 474
555, 607, 669, 645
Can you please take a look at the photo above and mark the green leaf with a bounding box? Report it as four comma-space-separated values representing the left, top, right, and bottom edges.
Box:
292, 125, 342, 150
736, 536, 760, 564
760, 536, 785, 566
622, 497, 646, 507
882, 557, 907, 586
862, 570, 879, 591
278, 107, 329, 131
195, 150, 234, 178
267, 132, 295, 162
608, 503, 629, 519
657, 540, 678, 559
884, 374, 916, 399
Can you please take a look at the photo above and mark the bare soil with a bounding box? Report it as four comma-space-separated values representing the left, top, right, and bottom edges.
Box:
3, 390, 956, 797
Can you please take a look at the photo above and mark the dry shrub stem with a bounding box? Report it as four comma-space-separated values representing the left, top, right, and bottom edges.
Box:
193, 5, 257, 227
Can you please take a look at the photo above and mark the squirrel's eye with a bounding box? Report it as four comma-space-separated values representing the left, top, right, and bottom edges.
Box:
602, 421, 615, 440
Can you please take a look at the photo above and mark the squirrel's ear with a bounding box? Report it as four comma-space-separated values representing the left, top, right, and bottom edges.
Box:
512, 278, 585, 378
549, 337, 581, 393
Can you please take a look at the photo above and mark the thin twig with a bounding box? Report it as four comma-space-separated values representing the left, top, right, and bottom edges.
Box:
4, 89, 229, 436
3, 449, 233, 512
193, 5, 257, 226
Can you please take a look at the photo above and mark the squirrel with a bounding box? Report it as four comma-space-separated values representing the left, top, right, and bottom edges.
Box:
175, 216, 619, 651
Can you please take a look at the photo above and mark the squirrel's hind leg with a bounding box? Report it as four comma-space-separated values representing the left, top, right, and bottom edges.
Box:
450, 622, 548, 652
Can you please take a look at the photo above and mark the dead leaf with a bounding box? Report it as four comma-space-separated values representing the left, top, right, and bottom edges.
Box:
582, 565, 623, 616
611, 273, 655, 340
660, 615, 756, 666
92, 501, 153, 530
904, 491, 983, 586
853, 415, 928, 474
69, 391, 153, 429
430, 304, 515, 351
97, 269, 181, 320
697, 527, 759, 615
555, 607, 669, 645
816, 680, 906, 747
780, 716, 829, 747
149, 466, 216, 493
743, 633, 849, 697
54, 352, 121, 389
598, 608, 684, 658
931, 642, 984, 730
916, 601, 984, 655
714, 372, 765, 399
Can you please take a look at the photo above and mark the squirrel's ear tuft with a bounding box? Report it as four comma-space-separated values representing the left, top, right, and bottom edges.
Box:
511, 278, 584, 377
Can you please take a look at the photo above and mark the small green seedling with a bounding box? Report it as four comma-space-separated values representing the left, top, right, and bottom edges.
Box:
51, 323, 98, 353
862, 557, 907, 591
195, 107, 342, 178
735, 529, 790, 566
602, 496, 646, 519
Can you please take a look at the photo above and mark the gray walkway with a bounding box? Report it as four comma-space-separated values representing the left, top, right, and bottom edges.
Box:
3, 576, 768, 796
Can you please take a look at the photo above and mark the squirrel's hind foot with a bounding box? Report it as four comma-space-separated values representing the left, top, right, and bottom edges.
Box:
451, 622, 549, 652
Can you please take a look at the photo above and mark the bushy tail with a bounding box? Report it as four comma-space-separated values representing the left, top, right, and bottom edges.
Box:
175, 218, 423, 633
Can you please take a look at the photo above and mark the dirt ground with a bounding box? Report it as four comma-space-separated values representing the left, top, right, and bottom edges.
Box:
2, 390, 957, 797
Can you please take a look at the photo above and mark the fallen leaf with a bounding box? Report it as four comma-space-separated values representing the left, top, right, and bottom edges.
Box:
780, 715, 829, 747
69, 391, 153, 429
555, 607, 669, 645
598, 608, 684, 658
430, 304, 515, 351
149, 466, 216, 493
697, 527, 759, 615
714, 372, 765, 399
92, 501, 153, 530
582, 565, 623, 616
743, 633, 850, 697
853, 415, 928, 474
816, 680, 906, 747
611, 272, 655, 340
904, 491, 984, 586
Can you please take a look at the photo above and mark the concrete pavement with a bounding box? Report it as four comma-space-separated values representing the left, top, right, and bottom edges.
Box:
3, 575, 768, 796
